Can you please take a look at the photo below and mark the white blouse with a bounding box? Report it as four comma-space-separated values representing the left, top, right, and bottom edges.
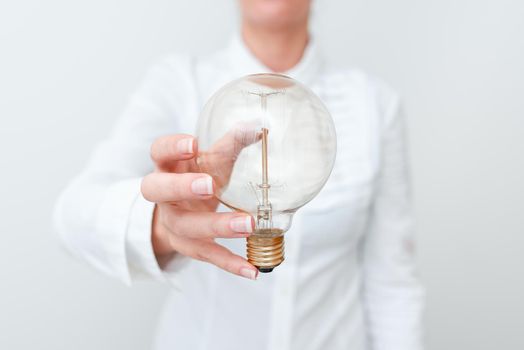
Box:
54, 35, 424, 350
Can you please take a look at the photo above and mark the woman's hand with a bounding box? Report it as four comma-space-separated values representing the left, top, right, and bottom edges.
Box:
141, 134, 259, 280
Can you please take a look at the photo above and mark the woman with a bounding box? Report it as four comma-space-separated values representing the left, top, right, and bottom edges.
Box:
55, 1, 424, 349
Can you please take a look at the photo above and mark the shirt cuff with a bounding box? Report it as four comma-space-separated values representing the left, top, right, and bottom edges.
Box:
126, 185, 167, 280
125, 181, 189, 289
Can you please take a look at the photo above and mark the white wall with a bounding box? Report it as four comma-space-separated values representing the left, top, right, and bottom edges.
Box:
1, 1, 522, 349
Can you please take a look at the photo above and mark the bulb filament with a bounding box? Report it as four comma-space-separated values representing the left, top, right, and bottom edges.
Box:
261, 127, 269, 207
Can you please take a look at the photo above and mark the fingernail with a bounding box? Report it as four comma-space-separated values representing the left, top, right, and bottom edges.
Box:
230, 216, 254, 233
191, 176, 213, 195
177, 138, 193, 154
240, 268, 258, 280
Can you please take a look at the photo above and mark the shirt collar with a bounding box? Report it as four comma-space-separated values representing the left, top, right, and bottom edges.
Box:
226, 32, 322, 85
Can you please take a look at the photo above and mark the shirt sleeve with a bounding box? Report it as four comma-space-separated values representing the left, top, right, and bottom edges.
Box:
53, 56, 192, 286
361, 90, 425, 350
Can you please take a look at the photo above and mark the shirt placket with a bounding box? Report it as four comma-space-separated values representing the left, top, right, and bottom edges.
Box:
267, 215, 303, 350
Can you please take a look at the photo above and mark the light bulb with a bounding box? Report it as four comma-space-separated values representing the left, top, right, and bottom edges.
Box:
196, 73, 336, 273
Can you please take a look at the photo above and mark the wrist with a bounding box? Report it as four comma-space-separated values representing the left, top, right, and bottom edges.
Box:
151, 205, 175, 257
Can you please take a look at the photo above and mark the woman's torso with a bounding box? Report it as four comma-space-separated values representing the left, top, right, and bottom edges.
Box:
152, 37, 387, 350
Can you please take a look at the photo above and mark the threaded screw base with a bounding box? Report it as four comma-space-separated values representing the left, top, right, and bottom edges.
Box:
246, 230, 284, 273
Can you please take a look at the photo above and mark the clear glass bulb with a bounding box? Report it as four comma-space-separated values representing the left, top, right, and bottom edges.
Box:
196, 73, 337, 272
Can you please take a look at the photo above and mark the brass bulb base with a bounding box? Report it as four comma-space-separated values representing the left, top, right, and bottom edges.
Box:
246, 229, 284, 273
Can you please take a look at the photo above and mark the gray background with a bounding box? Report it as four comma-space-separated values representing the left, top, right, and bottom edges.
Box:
1, 0, 523, 349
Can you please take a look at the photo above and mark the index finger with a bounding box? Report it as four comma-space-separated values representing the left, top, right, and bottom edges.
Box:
151, 134, 197, 170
